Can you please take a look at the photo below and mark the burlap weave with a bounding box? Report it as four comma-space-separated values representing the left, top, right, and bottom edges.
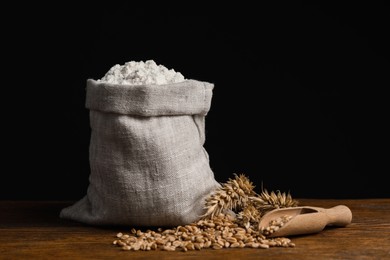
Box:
60, 79, 219, 226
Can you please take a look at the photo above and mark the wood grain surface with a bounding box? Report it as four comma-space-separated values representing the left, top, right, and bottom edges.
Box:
0, 199, 389, 259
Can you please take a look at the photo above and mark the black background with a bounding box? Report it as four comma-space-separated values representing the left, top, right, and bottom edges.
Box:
2, 3, 389, 200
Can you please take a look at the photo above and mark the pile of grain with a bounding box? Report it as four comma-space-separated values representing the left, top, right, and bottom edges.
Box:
113, 213, 294, 251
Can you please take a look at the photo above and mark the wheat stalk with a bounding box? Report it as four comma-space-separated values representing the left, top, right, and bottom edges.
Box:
202, 173, 299, 232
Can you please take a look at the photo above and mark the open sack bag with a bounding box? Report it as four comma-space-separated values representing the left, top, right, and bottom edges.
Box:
60, 79, 219, 226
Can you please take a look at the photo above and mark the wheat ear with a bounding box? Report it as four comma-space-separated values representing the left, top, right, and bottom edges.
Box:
202, 173, 256, 219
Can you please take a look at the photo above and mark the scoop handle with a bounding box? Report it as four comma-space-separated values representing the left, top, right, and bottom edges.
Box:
321, 205, 353, 226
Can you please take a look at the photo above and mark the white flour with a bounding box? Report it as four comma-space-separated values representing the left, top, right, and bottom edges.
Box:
98, 60, 186, 85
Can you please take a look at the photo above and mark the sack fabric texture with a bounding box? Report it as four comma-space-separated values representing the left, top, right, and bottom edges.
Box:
60, 79, 220, 226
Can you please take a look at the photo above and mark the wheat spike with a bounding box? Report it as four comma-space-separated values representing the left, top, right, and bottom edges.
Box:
250, 189, 298, 216
202, 173, 255, 219
236, 204, 262, 229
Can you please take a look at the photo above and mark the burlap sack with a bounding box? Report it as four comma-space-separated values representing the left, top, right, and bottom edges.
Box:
60, 79, 219, 226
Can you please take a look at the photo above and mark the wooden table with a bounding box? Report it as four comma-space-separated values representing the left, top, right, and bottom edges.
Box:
1, 199, 389, 259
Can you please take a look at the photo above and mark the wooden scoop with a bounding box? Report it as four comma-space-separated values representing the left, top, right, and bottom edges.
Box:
258, 205, 352, 237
